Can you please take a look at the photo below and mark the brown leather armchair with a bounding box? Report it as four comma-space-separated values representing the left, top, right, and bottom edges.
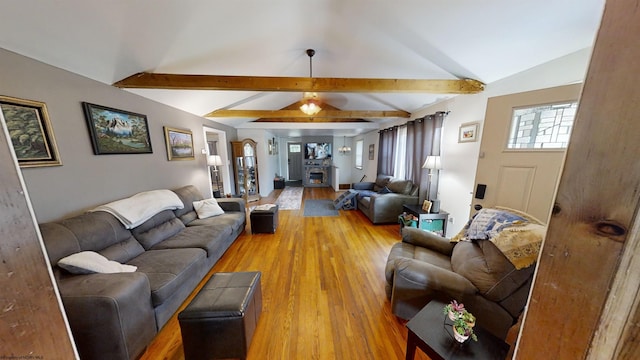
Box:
385, 208, 545, 339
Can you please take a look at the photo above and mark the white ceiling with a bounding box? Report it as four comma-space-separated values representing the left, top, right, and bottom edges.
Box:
0, 0, 605, 136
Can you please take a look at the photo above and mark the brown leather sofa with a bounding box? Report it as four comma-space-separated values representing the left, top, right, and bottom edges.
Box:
385, 208, 545, 339
352, 174, 419, 224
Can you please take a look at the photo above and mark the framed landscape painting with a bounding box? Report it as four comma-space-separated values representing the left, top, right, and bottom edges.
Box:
0, 96, 62, 168
164, 126, 195, 161
82, 102, 152, 155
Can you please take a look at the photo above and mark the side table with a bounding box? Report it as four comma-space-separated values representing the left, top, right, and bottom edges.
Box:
402, 204, 449, 236
406, 300, 509, 360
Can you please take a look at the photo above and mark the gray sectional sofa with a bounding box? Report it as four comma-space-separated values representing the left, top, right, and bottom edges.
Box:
39, 185, 246, 360
352, 174, 419, 224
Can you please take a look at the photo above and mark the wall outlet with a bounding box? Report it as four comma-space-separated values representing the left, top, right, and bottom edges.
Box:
448, 217, 454, 224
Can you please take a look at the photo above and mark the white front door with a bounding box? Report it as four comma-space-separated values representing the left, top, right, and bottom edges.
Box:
472, 84, 582, 222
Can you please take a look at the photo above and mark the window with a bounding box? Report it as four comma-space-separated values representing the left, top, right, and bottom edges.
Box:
289, 144, 301, 152
507, 102, 577, 149
355, 139, 364, 169
393, 126, 407, 178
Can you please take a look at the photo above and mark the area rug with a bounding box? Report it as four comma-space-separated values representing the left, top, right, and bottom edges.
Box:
303, 199, 339, 217
275, 186, 304, 210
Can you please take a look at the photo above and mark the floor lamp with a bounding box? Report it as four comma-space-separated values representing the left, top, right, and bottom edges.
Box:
207, 155, 224, 198
422, 155, 442, 212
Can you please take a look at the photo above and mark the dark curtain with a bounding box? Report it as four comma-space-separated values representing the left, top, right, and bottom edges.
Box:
377, 126, 397, 176
405, 112, 444, 185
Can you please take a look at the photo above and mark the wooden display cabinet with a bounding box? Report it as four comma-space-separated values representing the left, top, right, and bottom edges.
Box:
231, 139, 260, 202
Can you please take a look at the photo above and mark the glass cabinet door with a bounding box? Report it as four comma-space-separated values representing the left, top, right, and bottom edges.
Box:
235, 156, 245, 196
231, 139, 260, 202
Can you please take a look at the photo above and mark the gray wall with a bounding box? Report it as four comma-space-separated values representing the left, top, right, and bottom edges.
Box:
0, 48, 237, 222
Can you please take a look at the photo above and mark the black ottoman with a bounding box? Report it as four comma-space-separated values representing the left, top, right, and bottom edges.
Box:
250, 204, 279, 234
178, 271, 262, 360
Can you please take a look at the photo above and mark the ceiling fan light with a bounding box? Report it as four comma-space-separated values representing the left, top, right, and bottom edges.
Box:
300, 92, 322, 115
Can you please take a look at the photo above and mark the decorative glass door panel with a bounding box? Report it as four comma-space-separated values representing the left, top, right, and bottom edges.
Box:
231, 139, 260, 202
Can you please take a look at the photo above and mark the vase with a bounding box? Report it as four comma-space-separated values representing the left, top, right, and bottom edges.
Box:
447, 310, 457, 321
452, 326, 469, 343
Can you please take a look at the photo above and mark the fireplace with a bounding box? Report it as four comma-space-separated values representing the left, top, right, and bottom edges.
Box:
305, 167, 327, 185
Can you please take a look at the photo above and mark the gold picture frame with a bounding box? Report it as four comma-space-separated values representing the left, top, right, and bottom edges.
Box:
0, 95, 62, 168
164, 126, 195, 161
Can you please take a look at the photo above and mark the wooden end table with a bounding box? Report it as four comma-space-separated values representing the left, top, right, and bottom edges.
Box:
405, 300, 510, 360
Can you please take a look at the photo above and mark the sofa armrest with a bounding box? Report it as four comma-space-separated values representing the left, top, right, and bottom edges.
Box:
58, 272, 157, 360
401, 227, 455, 256
393, 257, 477, 296
217, 197, 246, 212
352, 182, 375, 190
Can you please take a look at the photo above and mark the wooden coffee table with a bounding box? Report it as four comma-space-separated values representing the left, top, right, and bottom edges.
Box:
405, 300, 510, 360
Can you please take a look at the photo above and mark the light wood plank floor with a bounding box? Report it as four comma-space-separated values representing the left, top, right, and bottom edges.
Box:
139, 187, 430, 360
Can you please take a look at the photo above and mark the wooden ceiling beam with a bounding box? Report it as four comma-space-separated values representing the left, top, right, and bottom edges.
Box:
254, 118, 369, 123
114, 73, 484, 94
204, 109, 410, 119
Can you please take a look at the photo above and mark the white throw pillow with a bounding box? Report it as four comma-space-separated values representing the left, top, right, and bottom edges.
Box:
193, 198, 225, 219
58, 251, 137, 274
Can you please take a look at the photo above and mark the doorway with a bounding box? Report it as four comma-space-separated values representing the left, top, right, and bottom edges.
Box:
203, 126, 231, 197
287, 142, 303, 181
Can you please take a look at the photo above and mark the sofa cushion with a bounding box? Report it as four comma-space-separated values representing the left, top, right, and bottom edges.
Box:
378, 186, 392, 194
132, 210, 186, 250
187, 212, 246, 234
39, 211, 144, 265
127, 248, 207, 306
172, 185, 205, 225
193, 198, 225, 219
58, 251, 137, 274
373, 174, 393, 192
387, 179, 413, 195
451, 240, 531, 302
150, 224, 232, 257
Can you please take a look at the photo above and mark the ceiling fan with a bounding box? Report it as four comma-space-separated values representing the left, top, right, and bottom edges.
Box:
113, 49, 484, 121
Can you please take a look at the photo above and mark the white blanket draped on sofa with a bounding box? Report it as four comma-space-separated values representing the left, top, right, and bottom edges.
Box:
90, 189, 184, 229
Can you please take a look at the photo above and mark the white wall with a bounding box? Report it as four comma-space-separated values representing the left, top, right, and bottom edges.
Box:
412, 48, 592, 236
331, 136, 353, 186
351, 131, 379, 184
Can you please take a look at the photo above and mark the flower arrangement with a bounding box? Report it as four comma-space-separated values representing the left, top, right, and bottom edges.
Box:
443, 300, 478, 342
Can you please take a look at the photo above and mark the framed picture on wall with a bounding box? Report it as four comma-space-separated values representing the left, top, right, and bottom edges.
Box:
82, 102, 152, 155
0, 95, 62, 168
369, 144, 375, 160
459, 122, 480, 143
164, 127, 195, 161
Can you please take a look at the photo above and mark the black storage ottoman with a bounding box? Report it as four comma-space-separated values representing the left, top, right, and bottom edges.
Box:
178, 271, 262, 360
250, 204, 279, 234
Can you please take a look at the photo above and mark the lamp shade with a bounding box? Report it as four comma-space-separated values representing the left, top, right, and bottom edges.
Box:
207, 155, 223, 167
422, 155, 442, 170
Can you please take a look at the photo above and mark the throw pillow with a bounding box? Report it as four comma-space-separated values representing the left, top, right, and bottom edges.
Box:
193, 198, 225, 219
58, 251, 137, 274
378, 186, 392, 194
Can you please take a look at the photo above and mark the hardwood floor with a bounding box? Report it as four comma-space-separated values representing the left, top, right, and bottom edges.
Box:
139, 187, 430, 360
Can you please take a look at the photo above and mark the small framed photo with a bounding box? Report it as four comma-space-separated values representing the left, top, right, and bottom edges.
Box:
164, 127, 195, 161
369, 144, 375, 160
422, 200, 432, 212
459, 122, 479, 143
0, 96, 62, 168
82, 102, 152, 155
268, 138, 274, 155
